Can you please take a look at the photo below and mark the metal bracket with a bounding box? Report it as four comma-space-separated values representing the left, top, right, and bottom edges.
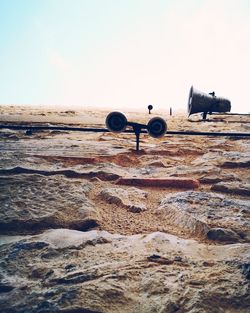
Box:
127, 122, 145, 151
132, 125, 142, 151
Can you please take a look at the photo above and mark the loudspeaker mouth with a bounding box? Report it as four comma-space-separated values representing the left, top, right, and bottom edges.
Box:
188, 86, 231, 117
105, 111, 127, 133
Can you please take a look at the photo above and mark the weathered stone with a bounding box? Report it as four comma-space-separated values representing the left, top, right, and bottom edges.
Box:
35, 229, 120, 249
211, 182, 250, 196
156, 204, 209, 238
192, 151, 250, 169
99, 187, 148, 213
116, 177, 200, 189
1, 106, 250, 313
158, 191, 250, 242
169, 165, 220, 178
0, 174, 98, 234
199, 173, 241, 184
207, 228, 241, 243
191, 152, 223, 167
0, 163, 124, 181
0, 230, 249, 313
221, 151, 250, 168
241, 263, 250, 280
0, 284, 15, 293
147, 160, 167, 167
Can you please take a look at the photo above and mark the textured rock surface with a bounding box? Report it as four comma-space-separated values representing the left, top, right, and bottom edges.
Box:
0, 229, 249, 313
192, 151, 250, 169
99, 187, 148, 212
0, 107, 250, 312
211, 181, 250, 196
158, 191, 250, 242
116, 177, 200, 189
207, 228, 241, 242
221, 151, 250, 168
0, 174, 98, 234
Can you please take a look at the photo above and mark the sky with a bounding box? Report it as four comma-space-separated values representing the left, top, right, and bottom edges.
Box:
0, 0, 250, 113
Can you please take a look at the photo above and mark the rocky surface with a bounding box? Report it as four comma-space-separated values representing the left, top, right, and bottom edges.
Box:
0, 174, 97, 234
0, 107, 250, 312
0, 229, 249, 313
99, 187, 148, 213
211, 181, 250, 196
158, 191, 250, 242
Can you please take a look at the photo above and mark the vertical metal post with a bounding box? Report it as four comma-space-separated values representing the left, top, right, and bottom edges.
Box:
133, 125, 142, 151
135, 132, 140, 151
202, 112, 208, 120
148, 105, 153, 115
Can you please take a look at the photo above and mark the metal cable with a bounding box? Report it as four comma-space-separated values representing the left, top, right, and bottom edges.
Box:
0, 124, 249, 137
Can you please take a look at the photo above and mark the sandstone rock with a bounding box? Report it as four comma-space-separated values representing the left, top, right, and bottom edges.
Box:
35, 229, 122, 249
169, 165, 220, 178
220, 151, 250, 168
207, 228, 241, 243
191, 152, 222, 167
156, 204, 209, 238
0, 174, 98, 234
116, 177, 200, 189
0, 163, 125, 181
1, 107, 250, 313
241, 263, 250, 280
159, 191, 250, 242
192, 150, 250, 170
147, 160, 167, 167
199, 173, 241, 184
0, 230, 249, 313
211, 182, 250, 196
99, 187, 148, 213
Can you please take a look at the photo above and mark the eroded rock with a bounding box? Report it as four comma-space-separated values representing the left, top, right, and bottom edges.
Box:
99, 187, 148, 213
211, 182, 250, 196
221, 151, 250, 168
34, 229, 121, 249
0, 229, 249, 313
192, 150, 250, 169
207, 228, 241, 243
158, 191, 250, 242
0, 174, 98, 234
156, 203, 209, 238
116, 177, 200, 189
199, 173, 240, 184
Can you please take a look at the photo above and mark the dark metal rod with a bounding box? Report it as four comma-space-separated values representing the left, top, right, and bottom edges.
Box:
0, 124, 143, 134
0, 124, 249, 137
214, 112, 250, 116
0, 125, 110, 132
135, 133, 140, 151
167, 130, 250, 137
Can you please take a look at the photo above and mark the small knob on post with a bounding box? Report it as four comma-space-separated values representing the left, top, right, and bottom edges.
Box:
148, 105, 153, 114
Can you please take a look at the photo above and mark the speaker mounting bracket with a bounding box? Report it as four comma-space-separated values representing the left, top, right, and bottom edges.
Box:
105, 112, 167, 151
127, 122, 144, 151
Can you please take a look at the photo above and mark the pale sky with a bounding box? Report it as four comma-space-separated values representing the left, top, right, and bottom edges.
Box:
0, 0, 250, 112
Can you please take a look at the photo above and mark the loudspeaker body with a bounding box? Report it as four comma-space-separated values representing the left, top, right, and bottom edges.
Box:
188, 86, 231, 116
105, 112, 167, 138
105, 111, 127, 132
147, 117, 167, 138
